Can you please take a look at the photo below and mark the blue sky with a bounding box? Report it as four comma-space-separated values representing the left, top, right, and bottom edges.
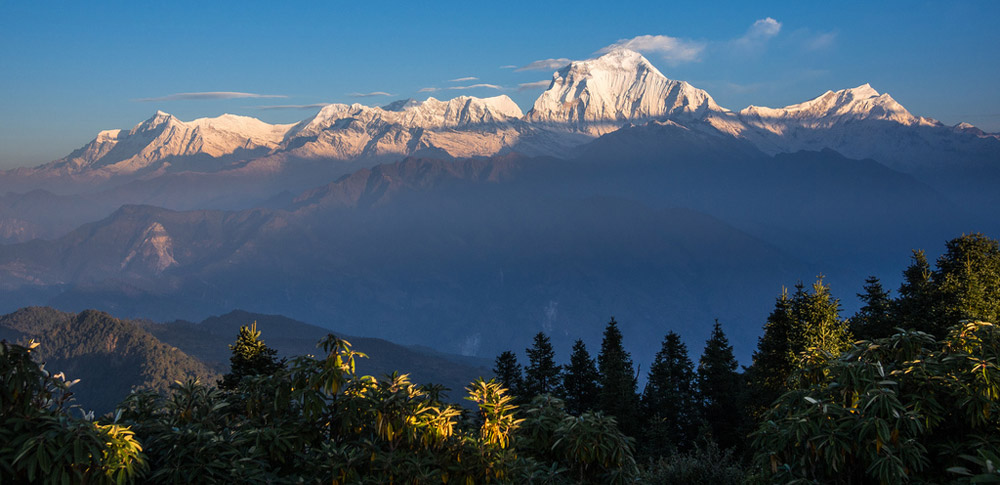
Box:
1, 1, 998, 168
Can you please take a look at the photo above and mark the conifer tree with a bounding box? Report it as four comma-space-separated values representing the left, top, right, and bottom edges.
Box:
697, 320, 744, 451
562, 339, 600, 415
597, 317, 640, 437
746, 289, 794, 415
896, 249, 937, 335
747, 279, 851, 415
933, 233, 1000, 329
493, 350, 524, 397
850, 276, 894, 340
219, 321, 284, 390
524, 332, 562, 397
895, 234, 1000, 338
786, 278, 852, 360
641, 331, 700, 454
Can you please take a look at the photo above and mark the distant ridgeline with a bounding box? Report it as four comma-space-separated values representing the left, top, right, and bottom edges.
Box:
0, 308, 489, 414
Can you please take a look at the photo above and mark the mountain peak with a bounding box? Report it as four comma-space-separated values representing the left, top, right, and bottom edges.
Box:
848, 83, 879, 98
140, 110, 178, 131
584, 48, 660, 75
526, 49, 721, 133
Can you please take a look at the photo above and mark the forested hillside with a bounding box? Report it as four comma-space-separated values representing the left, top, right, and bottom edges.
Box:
0, 307, 214, 413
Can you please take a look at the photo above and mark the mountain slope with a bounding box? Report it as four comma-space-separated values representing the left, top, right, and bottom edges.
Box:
0, 307, 216, 414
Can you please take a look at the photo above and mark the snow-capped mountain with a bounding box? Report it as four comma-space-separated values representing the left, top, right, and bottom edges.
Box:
274, 95, 532, 161
33, 111, 293, 178
526, 49, 724, 135
739, 83, 938, 131
6, 49, 996, 189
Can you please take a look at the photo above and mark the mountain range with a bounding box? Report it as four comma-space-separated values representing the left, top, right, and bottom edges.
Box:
0, 48, 996, 366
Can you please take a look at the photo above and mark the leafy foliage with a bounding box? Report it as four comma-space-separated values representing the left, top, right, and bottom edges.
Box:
107, 328, 638, 483
638, 439, 747, 485
752, 321, 1000, 484
0, 339, 146, 484
516, 395, 638, 484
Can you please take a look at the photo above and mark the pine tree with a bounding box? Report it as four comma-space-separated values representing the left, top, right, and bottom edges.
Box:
747, 279, 851, 416
787, 278, 852, 360
896, 249, 938, 335
746, 288, 794, 416
219, 321, 284, 390
697, 320, 745, 452
597, 317, 640, 437
562, 339, 600, 415
933, 233, 1000, 329
850, 276, 894, 340
493, 350, 524, 397
641, 331, 700, 454
523, 332, 562, 397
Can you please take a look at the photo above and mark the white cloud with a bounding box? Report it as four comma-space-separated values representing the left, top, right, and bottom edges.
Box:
499, 65, 518, 69
516, 58, 572, 72
749, 17, 782, 38
448, 76, 479, 82
348, 91, 393, 98
732, 17, 782, 51
599, 35, 706, 64
418, 87, 439, 93
447, 83, 503, 90
518, 80, 551, 92
136, 91, 287, 102
255, 103, 332, 110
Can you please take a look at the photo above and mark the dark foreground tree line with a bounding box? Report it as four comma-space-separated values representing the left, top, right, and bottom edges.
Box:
1, 233, 999, 483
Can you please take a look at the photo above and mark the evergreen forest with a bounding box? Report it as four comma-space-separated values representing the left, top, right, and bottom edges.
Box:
2, 233, 999, 483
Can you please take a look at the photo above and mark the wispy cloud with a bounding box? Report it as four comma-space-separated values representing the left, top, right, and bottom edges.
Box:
135, 91, 287, 102
516, 58, 572, 72
731, 17, 782, 51
518, 80, 551, 92
803, 31, 837, 51
448, 76, 479, 82
255, 103, 332, 111
447, 83, 503, 90
499, 65, 518, 69
418, 87, 439, 93
349, 91, 394, 98
599, 35, 705, 64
